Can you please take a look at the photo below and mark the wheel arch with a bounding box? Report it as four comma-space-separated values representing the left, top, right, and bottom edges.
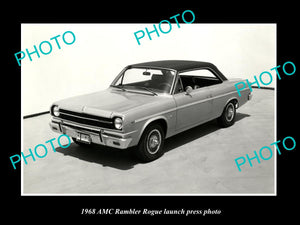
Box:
225, 97, 239, 109
137, 116, 168, 143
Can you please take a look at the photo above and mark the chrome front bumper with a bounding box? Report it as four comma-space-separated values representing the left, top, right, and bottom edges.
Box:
49, 118, 133, 149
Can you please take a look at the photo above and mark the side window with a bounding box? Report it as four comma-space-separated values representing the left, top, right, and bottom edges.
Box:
179, 68, 217, 78
179, 69, 222, 90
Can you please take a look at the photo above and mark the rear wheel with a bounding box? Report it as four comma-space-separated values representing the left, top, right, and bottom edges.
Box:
217, 102, 236, 127
135, 123, 165, 162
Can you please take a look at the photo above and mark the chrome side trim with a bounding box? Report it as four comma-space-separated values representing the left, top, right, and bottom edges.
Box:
176, 96, 210, 110
210, 90, 239, 100
177, 88, 249, 110
134, 89, 247, 123
134, 108, 176, 123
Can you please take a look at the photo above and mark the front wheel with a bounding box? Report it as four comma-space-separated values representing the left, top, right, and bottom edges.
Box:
135, 123, 165, 162
217, 102, 236, 127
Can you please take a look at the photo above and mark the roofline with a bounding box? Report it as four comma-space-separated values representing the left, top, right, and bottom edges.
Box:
128, 60, 213, 72
127, 61, 227, 81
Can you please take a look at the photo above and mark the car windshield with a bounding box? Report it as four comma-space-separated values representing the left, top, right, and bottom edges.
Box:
111, 67, 176, 94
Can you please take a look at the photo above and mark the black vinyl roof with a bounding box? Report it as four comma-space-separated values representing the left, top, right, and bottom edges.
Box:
129, 60, 227, 81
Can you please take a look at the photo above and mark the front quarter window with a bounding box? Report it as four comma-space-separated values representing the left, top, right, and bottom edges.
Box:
112, 68, 175, 94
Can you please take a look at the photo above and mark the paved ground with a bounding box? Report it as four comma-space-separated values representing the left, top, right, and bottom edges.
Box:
22, 88, 275, 195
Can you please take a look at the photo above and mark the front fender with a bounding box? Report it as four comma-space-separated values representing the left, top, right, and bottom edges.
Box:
132, 115, 169, 147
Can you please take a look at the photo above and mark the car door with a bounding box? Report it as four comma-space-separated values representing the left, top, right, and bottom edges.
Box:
173, 78, 213, 131
208, 82, 230, 119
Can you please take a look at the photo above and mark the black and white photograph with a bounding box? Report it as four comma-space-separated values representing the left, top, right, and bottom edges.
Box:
21, 23, 276, 195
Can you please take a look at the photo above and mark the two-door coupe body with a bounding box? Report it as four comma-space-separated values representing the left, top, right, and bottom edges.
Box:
49, 60, 252, 161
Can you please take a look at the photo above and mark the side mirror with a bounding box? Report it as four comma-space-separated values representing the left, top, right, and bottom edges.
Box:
185, 86, 193, 95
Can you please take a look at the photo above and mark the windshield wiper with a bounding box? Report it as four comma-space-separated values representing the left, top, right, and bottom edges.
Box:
110, 85, 126, 91
111, 85, 158, 96
128, 86, 158, 96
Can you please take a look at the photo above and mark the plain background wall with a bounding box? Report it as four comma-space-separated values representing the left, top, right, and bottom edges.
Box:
21, 23, 276, 116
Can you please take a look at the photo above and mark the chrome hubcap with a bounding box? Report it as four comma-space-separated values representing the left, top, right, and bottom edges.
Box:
226, 104, 234, 122
146, 129, 161, 154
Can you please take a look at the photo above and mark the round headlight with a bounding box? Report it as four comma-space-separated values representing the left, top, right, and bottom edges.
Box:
53, 106, 60, 117
114, 117, 123, 129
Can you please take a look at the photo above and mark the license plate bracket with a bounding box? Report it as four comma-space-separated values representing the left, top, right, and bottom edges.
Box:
76, 133, 91, 144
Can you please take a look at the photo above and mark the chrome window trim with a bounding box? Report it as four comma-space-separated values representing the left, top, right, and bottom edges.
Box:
178, 67, 225, 82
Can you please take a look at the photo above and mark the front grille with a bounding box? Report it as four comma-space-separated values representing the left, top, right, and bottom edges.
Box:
58, 109, 115, 129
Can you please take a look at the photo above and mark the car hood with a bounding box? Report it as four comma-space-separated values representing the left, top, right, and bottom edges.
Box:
54, 88, 163, 118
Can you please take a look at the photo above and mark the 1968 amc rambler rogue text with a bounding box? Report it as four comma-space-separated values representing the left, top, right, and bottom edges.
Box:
50, 60, 252, 162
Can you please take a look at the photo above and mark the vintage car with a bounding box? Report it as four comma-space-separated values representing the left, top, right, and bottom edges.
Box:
49, 60, 252, 161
